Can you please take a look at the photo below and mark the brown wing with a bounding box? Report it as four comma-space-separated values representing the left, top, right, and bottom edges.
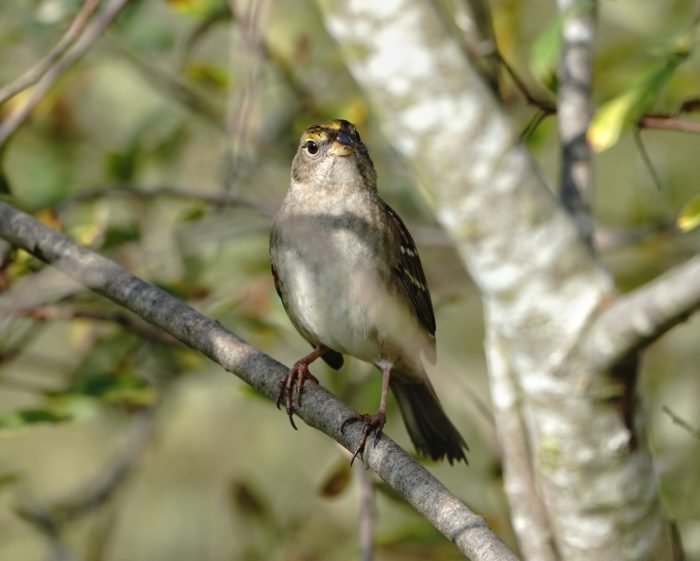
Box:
381, 201, 437, 361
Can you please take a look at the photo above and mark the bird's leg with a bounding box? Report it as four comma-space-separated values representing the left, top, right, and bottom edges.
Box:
341, 365, 391, 465
276, 345, 328, 429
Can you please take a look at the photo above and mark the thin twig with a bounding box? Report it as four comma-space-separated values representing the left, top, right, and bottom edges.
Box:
0, 0, 131, 147
633, 129, 664, 191
593, 220, 676, 251
15, 408, 155, 561
55, 184, 274, 216
662, 405, 700, 440
115, 43, 224, 131
0, 0, 100, 105
496, 53, 556, 139
223, 0, 269, 193
54, 408, 156, 523
521, 109, 550, 141
496, 53, 556, 114
16, 406, 156, 553
638, 114, 700, 134
13, 305, 183, 347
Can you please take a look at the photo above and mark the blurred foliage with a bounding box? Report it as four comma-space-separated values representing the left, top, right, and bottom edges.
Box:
0, 1, 699, 560
677, 191, 700, 232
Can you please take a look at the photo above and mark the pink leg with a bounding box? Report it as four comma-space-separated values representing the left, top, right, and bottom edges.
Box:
277, 345, 329, 429
341, 364, 391, 465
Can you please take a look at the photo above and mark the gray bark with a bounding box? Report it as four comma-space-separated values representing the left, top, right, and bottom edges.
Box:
557, 0, 596, 244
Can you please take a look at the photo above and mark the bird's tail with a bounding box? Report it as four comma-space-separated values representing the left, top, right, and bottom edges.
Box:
390, 376, 468, 464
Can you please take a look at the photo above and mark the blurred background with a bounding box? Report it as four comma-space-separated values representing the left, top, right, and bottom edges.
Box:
0, 1, 699, 560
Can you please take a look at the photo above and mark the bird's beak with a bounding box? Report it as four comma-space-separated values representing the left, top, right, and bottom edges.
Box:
328, 131, 354, 157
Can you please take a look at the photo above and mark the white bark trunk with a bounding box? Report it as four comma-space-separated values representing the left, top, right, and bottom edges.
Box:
315, 1, 675, 559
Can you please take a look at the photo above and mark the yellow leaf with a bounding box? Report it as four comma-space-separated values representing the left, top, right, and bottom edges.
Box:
589, 47, 690, 153
677, 192, 700, 232
588, 93, 637, 153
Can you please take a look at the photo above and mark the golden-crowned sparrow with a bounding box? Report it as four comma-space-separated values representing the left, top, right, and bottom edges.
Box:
270, 119, 467, 464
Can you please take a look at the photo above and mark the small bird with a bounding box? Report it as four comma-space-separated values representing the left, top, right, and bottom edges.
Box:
270, 119, 467, 464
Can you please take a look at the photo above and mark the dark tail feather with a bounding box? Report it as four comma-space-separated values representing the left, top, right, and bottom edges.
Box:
390, 377, 468, 464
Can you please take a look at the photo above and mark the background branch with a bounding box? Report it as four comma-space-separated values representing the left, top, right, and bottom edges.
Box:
13, 305, 182, 347
354, 460, 376, 561
0, 0, 100, 106
637, 114, 700, 134
0, 0, 131, 147
662, 405, 700, 440
556, 0, 596, 246
0, 201, 519, 561
54, 184, 273, 216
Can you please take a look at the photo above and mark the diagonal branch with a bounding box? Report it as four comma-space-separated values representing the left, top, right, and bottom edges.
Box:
0, 201, 519, 561
583, 252, 700, 370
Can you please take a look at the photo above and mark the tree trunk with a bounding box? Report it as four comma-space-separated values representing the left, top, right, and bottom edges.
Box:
315, 1, 675, 559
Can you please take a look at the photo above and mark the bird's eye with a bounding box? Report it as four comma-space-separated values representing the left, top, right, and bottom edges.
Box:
305, 140, 319, 155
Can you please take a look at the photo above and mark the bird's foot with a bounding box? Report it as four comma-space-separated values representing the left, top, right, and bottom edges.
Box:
341, 411, 386, 465
276, 359, 319, 429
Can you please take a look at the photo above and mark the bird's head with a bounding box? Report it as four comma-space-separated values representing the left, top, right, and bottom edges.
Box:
291, 119, 377, 191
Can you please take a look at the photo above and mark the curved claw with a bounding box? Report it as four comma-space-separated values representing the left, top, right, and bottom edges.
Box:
341, 411, 386, 465
276, 360, 319, 429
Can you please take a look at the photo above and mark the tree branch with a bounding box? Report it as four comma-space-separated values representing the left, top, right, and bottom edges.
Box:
662, 405, 700, 440
0, 0, 100, 106
17, 407, 155, 527
556, 0, 596, 246
13, 305, 182, 347
0, 201, 519, 561
54, 184, 273, 216
583, 252, 700, 370
638, 114, 700, 134
484, 326, 559, 561
354, 460, 376, 561
16, 407, 154, 561
0, 0, 131, 147
438, 0, 500, 93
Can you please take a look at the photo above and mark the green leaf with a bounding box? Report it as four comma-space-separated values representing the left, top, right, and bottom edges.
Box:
0, 408, 71, 431
529, 1, 595, 90
0, 472, 20, 488
67, 372, 153, 405
677, 192, 700, 232
184, 62, 229, 90
105, 143, 141, 183
589, 47, 691, 152
529, 15, 563, 89
166, 0, 226, 17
